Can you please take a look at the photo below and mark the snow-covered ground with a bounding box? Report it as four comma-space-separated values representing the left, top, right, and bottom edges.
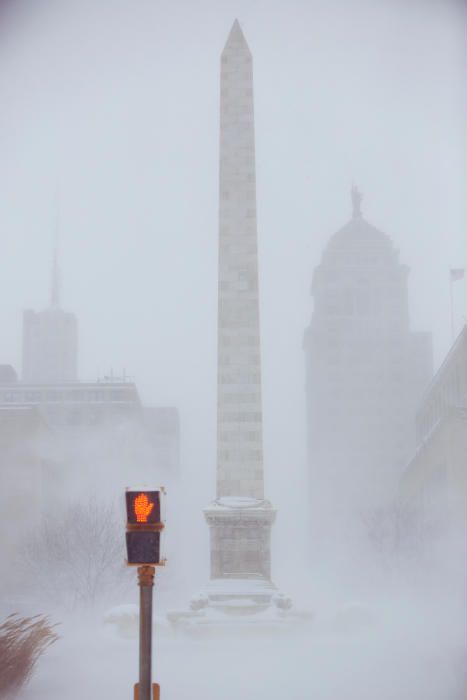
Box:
19, 588, 467, 700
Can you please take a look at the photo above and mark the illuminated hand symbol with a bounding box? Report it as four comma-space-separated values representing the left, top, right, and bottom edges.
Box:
134, 493, 154, 523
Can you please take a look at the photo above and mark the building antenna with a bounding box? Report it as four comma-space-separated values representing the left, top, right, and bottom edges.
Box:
50, 186, 61, 309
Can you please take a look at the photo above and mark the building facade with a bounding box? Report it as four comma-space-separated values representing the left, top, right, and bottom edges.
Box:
0, 372, 180, 518
0, 403, 45, 572
0, 379, 142, 427
304, 190, 432, 546
400, 326, 467, 533
22, 308, 78, 384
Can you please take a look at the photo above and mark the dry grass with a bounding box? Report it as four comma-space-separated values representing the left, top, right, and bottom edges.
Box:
0, 614, 58, 698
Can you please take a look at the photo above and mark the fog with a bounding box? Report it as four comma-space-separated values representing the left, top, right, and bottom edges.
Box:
0, 0, 467, 698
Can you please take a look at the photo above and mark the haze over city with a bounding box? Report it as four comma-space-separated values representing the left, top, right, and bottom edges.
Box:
0, 1, 466, 698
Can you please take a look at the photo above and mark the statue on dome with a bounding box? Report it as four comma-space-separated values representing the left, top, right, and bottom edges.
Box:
351, 185, 363, 218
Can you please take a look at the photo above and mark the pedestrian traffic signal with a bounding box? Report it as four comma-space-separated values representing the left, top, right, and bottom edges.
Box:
134, 493, 154, 522
125, 487, 165, 566
126, 490, 161, 525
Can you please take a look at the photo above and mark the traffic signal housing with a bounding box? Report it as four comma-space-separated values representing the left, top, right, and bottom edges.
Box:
125, 488, 165, 566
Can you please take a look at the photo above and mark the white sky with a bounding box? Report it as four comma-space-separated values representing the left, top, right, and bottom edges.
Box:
0, 0, 466, 584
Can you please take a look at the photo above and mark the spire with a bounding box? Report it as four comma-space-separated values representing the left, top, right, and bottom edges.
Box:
351, 185, 363, 219
50, 204, 60, 309
223, 19, 250, 54
50, 249, 60, 308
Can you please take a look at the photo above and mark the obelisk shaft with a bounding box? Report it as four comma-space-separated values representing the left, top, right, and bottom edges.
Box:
217, 20, 264, 501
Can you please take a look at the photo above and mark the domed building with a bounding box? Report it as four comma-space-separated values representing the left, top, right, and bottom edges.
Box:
304, 189, 432, 549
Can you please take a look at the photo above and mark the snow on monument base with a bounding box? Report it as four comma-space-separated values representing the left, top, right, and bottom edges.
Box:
167, 578, 310, 634
167, 578, 307, 633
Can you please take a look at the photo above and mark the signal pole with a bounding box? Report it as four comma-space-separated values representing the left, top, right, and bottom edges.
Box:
138, 566, 155, 700
125, 488, 165, 700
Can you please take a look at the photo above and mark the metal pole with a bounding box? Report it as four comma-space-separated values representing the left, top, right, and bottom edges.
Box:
138, 565, 155, 700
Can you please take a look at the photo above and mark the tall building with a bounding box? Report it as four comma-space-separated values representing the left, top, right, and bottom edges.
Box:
22, 247, 78, 383
170, 21, 295, 627
304, 189, 432, 546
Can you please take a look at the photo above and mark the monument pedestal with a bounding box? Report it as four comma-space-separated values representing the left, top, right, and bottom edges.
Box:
167, 498, 309, 632
205, 497, 275, 585
201, 497, 278, 616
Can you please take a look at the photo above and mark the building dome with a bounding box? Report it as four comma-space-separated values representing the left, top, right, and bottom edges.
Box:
318, 187, 399, 273
311, 188, 406, 308
322, 215, 397, 263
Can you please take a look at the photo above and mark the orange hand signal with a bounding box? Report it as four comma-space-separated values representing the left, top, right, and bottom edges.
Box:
134, 493, 154, 523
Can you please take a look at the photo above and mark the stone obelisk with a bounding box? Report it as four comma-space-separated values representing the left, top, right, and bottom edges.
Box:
169, 21, 297, 628
202, 19, 276, 612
